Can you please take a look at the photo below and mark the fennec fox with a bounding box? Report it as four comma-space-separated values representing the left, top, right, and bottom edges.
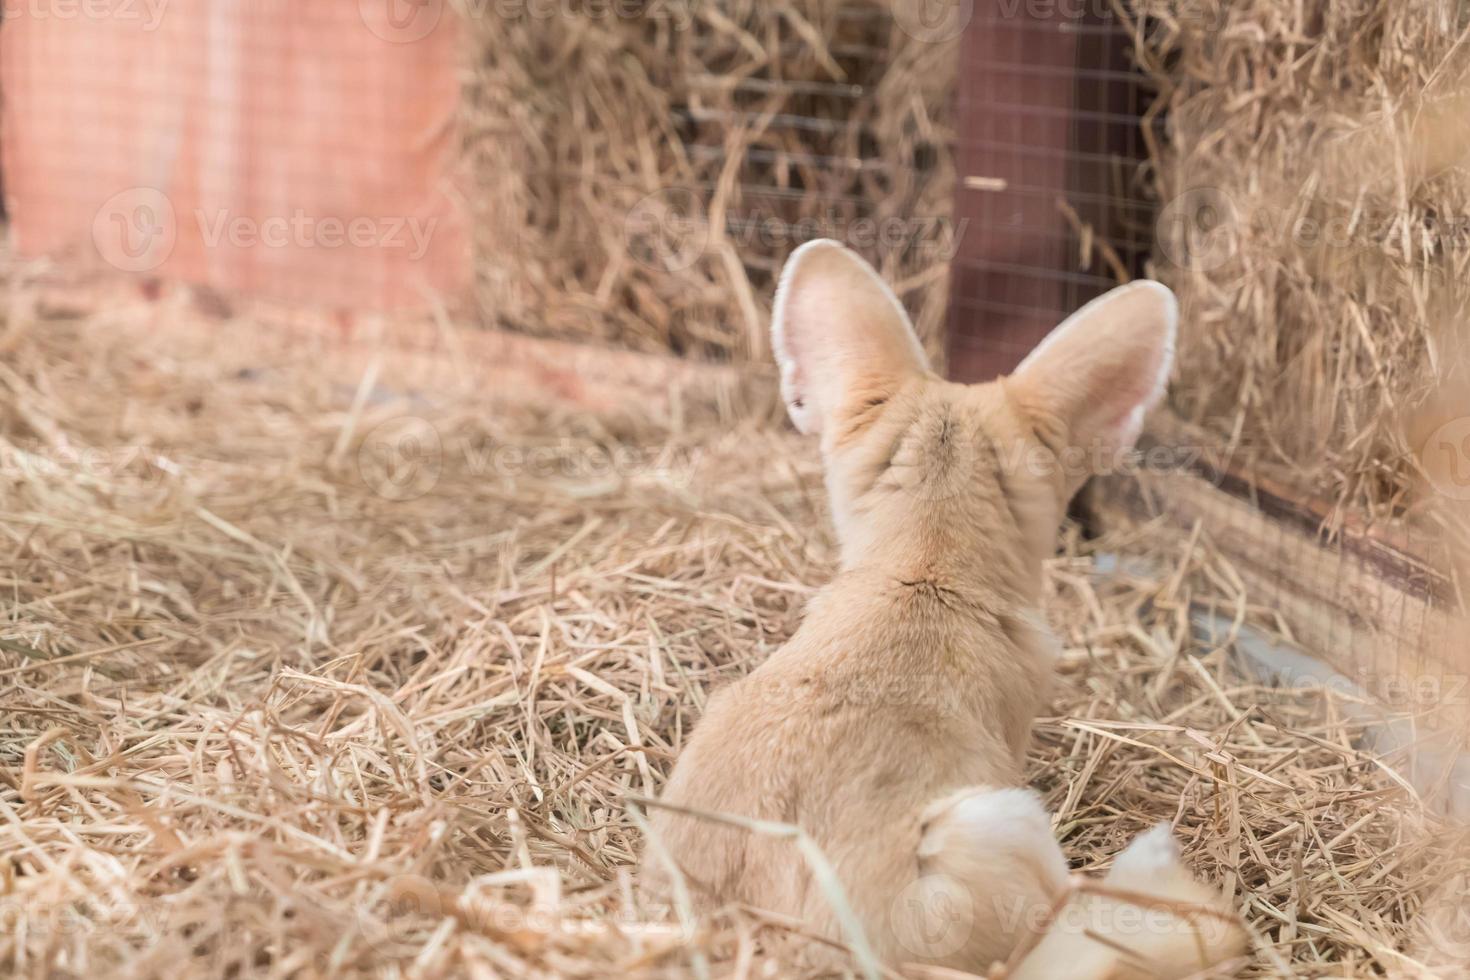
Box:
646, 240, 1245, 977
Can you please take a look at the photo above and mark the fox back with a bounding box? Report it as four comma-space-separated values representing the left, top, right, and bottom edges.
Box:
645, 241, 1240, 975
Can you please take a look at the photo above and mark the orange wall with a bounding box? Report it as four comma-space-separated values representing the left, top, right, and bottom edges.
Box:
1, 2, 467, 311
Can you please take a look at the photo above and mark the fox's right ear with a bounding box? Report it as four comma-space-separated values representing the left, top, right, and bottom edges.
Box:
1006, 280, 1177, 466
771, 240, 930, 439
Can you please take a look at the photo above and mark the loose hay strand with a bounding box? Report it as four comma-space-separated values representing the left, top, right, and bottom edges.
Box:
633, 794, 886, 980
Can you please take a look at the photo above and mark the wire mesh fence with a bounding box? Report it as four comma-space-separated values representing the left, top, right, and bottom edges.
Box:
947, 0, 1156, 380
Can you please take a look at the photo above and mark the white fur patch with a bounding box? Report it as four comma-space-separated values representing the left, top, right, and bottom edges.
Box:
919, 787, 1057, 863
1109, 823, 1182, 878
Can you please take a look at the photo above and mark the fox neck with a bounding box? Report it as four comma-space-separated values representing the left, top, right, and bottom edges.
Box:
832, 482, 1051, 608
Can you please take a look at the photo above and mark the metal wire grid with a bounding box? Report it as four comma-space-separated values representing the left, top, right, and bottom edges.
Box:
948, 2, 1156, 381
669, 6, 949, 296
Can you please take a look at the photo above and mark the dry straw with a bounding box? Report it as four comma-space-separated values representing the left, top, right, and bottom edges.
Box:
456, 0, 958, 365
1131, 0, 1470, 517
0, 290, 1467, 976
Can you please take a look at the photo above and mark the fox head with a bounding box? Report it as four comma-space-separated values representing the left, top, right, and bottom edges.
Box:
771, 240, 1177, 591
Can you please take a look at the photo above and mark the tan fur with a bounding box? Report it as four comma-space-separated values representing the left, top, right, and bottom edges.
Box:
644, 241, 1244, 976
1406, 326, 1470, 605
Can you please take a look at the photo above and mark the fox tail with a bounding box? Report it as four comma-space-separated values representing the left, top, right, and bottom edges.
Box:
1007, 824, 1247, 980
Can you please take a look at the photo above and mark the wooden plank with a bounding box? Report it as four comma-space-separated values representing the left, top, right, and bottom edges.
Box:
10, 270, 777, 421
256, 313, 780, 422
1088, 419, 1467, 719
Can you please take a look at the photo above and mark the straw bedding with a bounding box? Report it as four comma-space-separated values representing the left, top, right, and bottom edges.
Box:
1, 298, 1468, 978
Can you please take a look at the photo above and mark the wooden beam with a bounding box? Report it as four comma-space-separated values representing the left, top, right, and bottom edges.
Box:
1087, 418, 1466, 719
16, 273, 780, 421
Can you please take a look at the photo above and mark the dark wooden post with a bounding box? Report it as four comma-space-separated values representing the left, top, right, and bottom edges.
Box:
947, 0, 1155, 381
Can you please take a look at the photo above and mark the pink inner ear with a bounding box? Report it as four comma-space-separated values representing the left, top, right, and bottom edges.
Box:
769, 239, 929, 437
1010, 281, 1175, 459
775, 328, 818, 434
1092, 356, 1167, 453
1114, 405, 1147, 453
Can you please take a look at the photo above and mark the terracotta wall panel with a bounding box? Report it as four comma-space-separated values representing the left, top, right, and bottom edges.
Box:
1, 2, 467, 311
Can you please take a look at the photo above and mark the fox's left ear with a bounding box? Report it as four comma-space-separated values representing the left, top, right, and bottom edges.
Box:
771, 240, 930, 438
1006, 280, 1177, 462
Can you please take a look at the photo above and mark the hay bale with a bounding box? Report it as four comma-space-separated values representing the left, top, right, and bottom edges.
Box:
1134, 0, 1470, 514
457, 1, 957, 364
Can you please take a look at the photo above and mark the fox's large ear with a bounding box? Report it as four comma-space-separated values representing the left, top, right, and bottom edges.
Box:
771, 240, 930, 437
1007, 280, 1177, 462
